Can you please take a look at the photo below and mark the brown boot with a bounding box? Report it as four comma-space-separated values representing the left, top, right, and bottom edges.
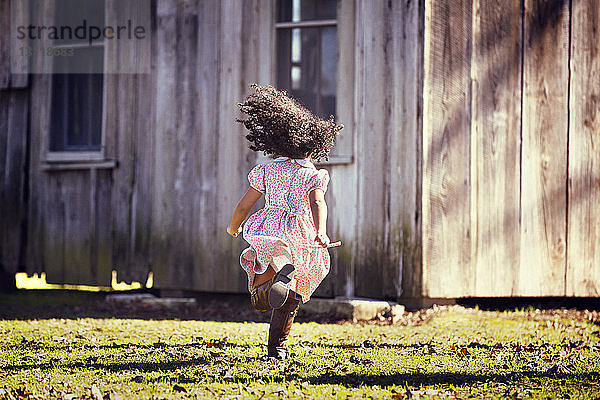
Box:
251, 280, 273, 311
267, 294, 300, 360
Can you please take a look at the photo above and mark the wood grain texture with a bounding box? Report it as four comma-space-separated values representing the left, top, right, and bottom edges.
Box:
0, 92, 8, 270
94, 169, 113, 286
24, 75, 51, 276
0, 90, 28, 273
214, 0, 248, 293
62, 170, 93, 285
0, 0, 9, 89
422, 0, 473, 298
109, 0, 154, 284
567, 0, 600, 296
189, 0, 221, 291
352, 0, 390, 298
42, 173, 66, 283
471, 0, 522, 296
8, 0, 28, 88
388, 0, 424, 299
152, 0, 185, 289
520, 0, 569, 295
326, 0, 356, 298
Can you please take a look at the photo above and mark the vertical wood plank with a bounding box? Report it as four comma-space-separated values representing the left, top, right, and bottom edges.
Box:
174, 0, 200, 290
214, 0, 247, 293
61, 171, 93, 285
152, 0, 180, 289
471, 0, 522, 296
1, 91, 29, 273
94, 169, 113, 286
105, 0, 154, 285
8, 0, 29, 88
25, 80, 49, 276
187, 0, 221, 292
0, 0, 10, 89
25, 49, 53, 276
0, 91, 8, 270
353, 0, 393, 298
520, 0, 569, 295
42, 173, 65, 283
422, 0, 473, 298
388, 0, 424, 299
321, 0, 356, 298
567, 0, 600, 296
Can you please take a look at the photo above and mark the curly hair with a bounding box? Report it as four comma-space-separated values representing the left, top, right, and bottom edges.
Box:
236, 84, 343, 162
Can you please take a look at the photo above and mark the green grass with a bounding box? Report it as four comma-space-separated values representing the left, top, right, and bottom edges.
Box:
1, 303, 600, 399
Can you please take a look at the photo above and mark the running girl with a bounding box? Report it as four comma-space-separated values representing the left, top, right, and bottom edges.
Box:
227, 84, 343, 360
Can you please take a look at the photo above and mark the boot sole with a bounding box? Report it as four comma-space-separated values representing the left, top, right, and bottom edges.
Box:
268, 264, 295, 309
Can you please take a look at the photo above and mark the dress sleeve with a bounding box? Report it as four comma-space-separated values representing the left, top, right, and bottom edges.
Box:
307, 169, 330, 194
248, 164, 265, 193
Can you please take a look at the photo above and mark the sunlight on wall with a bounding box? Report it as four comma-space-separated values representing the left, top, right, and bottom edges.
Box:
15, 270, 154, 291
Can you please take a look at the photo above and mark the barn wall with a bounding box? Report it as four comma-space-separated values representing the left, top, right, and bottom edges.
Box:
422, 0, 600, 297
10, 0, 599, 300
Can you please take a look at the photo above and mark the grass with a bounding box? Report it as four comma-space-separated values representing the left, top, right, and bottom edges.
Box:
1, 294, 600, 399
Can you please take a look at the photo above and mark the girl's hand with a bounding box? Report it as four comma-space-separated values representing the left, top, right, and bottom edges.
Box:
315, 232, 330, 248
227, 225, 242, 237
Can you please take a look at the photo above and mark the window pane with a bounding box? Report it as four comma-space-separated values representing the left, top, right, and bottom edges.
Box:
320, 26, 336, 119
277, 26, 336, 120
276, 29, 292, 89
291, 28, 319, 112
50, 73, 103, 152
277, 0, 337, 22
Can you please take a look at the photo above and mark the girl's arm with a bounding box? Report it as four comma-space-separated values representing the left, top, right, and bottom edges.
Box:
227, 187, 263, 237
309, 188, 329, 247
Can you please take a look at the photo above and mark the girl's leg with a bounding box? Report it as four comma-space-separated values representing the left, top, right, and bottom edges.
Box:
268, 290, 300, 360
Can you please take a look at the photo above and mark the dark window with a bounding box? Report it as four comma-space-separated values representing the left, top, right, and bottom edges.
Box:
49, 0, 104, 153
50, 73, 103, 152
276, 0, 337, 120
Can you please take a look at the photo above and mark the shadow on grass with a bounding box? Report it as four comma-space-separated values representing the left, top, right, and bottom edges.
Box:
9, 339, 253, 352
0, 289, 344, 323
2, 357, 211, 373
303, 370, 600, 387
4, 350, 600, 388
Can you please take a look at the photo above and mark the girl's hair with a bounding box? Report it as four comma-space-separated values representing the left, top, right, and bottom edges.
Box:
237, 84, 343, 162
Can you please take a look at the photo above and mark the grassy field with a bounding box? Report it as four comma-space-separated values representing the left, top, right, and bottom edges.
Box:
1, 293, 599, 399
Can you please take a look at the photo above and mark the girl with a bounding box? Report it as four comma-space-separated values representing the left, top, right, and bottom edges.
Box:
227, 84, 343, 360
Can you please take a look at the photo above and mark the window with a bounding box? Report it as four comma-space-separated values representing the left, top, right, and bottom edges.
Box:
48, 0, 105, 159
276, 0, 337, 120
275, 0, 353, 163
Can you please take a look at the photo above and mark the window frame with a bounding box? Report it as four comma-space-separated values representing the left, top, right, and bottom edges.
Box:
44, 5, 108, 164
273, 0, 354, 165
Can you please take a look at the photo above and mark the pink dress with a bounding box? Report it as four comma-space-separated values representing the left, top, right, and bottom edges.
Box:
240, 157, 330, 303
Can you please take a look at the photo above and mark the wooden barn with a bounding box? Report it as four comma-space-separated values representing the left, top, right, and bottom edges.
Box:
0, 0, 598, 301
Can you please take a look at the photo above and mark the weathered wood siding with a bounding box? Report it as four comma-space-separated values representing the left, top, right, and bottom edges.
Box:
472, 0, 522, 296
567, 0, 600, 296
351, 0, 423, 299
4, 0, 599, 299
0, 0, 29, 276
6, 0, 423, 297
423, 0, 473, 298
422, 0, 599, 297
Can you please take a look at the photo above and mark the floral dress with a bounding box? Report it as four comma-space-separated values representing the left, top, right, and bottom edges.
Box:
240, 157, 330, 303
